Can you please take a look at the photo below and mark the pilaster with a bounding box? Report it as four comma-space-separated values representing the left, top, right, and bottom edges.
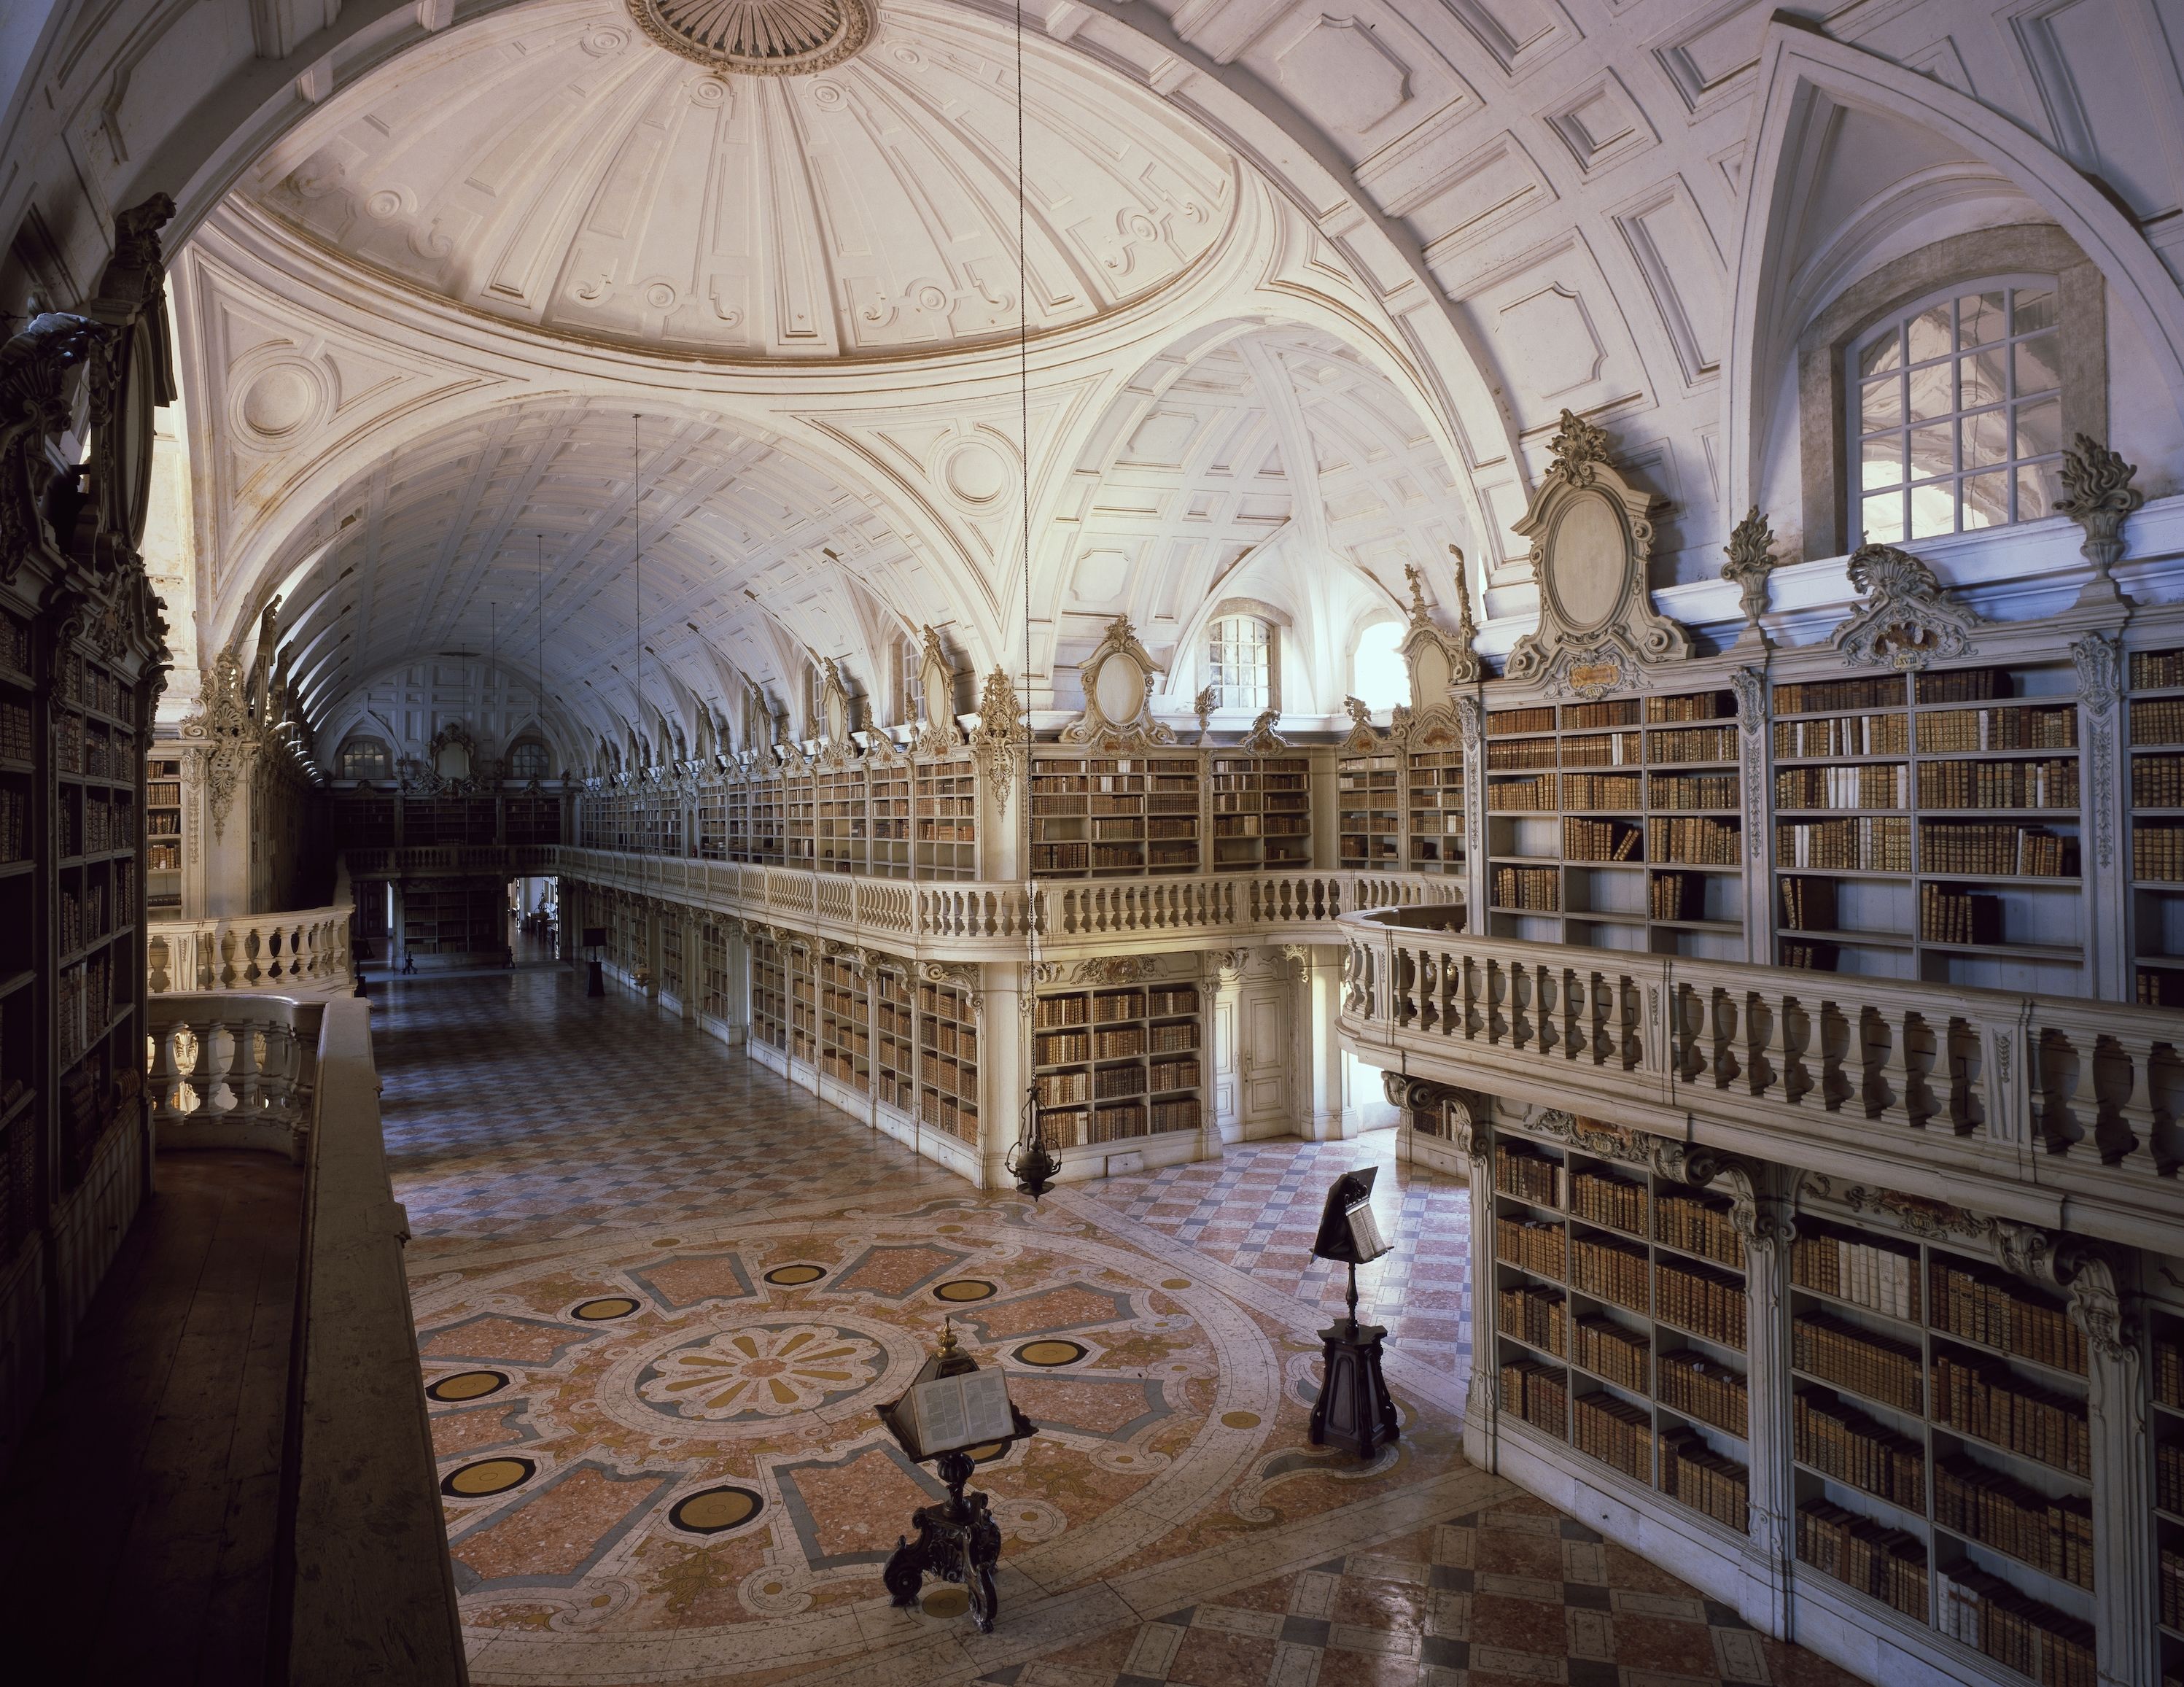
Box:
1210, 949, 1244, 1144
975, 961, 1020, 1192
1731, 1174, 1795, 1639
1455, 1098, 1497, 1470
1296, 945, 1353, 1139
2068, 1252, 2154, 1687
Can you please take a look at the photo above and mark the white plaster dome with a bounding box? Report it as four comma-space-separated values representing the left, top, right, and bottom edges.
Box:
239, 0, 1237, 361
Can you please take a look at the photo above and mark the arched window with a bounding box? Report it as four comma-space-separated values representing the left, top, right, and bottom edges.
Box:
508, 739, 551, 781
1206, 616, 1272, 711
1351, 621, 1408, 713
1849, 279, 2063, 545
336, 736, 391, 780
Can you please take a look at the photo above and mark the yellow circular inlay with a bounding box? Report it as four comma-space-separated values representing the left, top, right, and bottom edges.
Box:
1221, 1411, 1262, 1430
1016, 1339, 1085, 1368
937, 1225, 964, 1235
934, 1279, 995, 1303
920, 1586, 971, 1619
670, 1486, 763, 1534
1162, 1278, 1192, 1290
443, 1457, 534, 1497
572, 1297, 640, 1321
427, 1370, 508, 1403
963, 1440, 1007, 1463
764, 1264, 826, 1287
654, 1238, 681, 1247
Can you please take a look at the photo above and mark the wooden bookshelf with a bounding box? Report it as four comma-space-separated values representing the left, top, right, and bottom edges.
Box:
1031, 982, 1202, 1151
914, 755, 977, 878
2129, 643, 2184, 1006
817, 764, 866, 874
869, 752, 912, 876
1337, 745, 1401, 869
1028, 753, 1200, 877
1406, 733, 1466, 877
1773, 659, 2086, 992
751, 931, 789, 1054
1486, 1123, 1753, 1536
699, 920, 733, 1022
875, 969, 914, 1114
916, 976, 978, 1142
145, 753, 182, 911
2151, 1305, 2184, 1687
1785, 1212, 2097, 1682
1210, 753, 1309, 873
818, 951, 870, 1094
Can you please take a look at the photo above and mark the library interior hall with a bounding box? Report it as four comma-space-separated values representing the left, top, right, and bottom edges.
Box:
4, 0, 2184, 1683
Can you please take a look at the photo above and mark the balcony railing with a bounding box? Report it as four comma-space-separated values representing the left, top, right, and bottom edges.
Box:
147, 904, 354, 996
551, 847, 1465, 955
146, 995, 466, 1679
1338, 907, 2182, 1252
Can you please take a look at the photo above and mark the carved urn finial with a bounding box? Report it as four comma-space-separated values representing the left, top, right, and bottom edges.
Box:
1720, 507, 1776, 645
2055, 433, 2142, 607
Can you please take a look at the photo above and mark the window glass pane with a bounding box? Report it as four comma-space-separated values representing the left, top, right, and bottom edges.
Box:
1910, 484, 1957, 539
1861, 433, 1905, 489
1908, 421, 1954, 481
1961, 408, 2010, 470
2013, 286, 2057, 335
1907, 361, 1952, 421
1861, 491, 1905, 546
2013, 333, 2061, 396
1906, 302, 1954, 365
1958, 349, 2006, 411
1859, 375, 1903, 433
1961, 470, 2010, 532
1859, 329, 1903, 377
1959, 291, 2008, 346
2013, 396, 2061, 461
2016, 461, 2061, 523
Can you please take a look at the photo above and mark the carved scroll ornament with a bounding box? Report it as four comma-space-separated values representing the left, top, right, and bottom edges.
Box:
1832, 543, 1981, 672
1059, 616, 1175, 750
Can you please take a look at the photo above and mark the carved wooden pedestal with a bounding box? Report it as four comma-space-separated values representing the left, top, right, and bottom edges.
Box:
881, 1449, 1003, 1632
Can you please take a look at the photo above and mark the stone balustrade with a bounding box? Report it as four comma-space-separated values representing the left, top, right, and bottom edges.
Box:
147, 904, 354, 996
146, 994, 324, 1156
553, 847, 1465, 958
1338, 907, 2183, 1252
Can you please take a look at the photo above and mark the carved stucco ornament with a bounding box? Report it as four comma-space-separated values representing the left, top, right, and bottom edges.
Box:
967, 666, 1025, 816
2054, 433, 2143, 606
1832, 543, 1981, 671
917, 961, 983, 1014
1719, 507, 1776, 647
1503, 409, 1690, 697
625, 0, 872, 75
912, 626, 960, 757
1059, 616, 1175, 751
179, 649, 259, 842
1237, 708, 1286, 753
2073, 630, 2121, 870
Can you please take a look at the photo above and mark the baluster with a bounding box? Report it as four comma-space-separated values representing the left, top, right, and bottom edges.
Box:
2099, 1033, 2158, 1170
1862, 1007, 1914, 1128
1708, 988, 1740, 1090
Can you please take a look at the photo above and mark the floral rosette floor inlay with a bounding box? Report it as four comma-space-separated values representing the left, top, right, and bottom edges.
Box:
637, 1323, 882, 1419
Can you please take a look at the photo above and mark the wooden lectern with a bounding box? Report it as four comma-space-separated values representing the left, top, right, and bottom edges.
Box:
1307, 1167, 1399, 1459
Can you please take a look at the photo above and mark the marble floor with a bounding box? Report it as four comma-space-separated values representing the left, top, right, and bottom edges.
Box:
379, 969, 1865, 1687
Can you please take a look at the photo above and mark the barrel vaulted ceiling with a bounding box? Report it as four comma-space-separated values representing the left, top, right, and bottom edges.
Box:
114, 0, 2184, 756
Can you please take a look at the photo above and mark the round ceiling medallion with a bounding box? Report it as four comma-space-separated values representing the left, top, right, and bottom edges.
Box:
626, 0, 873, 74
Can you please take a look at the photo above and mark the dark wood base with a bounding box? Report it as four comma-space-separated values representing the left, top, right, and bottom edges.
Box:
1310, 1318, 1399, 1459
881, 1449, 1003, 1632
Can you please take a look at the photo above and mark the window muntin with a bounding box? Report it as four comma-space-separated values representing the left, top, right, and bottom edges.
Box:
336, 737, 391, 780
1851, 280, 2063, 546
1206, 616, 1271, 711
508, 740, 551, 780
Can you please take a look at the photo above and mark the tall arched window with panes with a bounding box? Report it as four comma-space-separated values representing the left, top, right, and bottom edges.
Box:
1850, 279, 2064, 546
1205, 615, 1273, 711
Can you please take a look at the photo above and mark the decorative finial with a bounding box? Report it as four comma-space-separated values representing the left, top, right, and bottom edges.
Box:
1343, 696, 1373, 732
1192, 683, 1216, 746
1546, 408, 1612, 487
2055, 433, 2142, 606
1720, 508, 1776, 642
1448, 546, 1478, 645
1404, 562, 1429, 623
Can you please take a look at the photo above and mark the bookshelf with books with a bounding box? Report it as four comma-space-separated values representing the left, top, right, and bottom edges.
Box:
874, 969, 915, 1115
1772, 657, 2087, 993
817, 762, 867, 874
914, 755, 978, 878
1031, 979, 1203, 1166
1481, 681, 1746, 958
2153, 1307, 2184, 1687
750, 931, 789, 1055
1027, 753, 1201, 877
1784, 1203, 2100, 1686
868, 751, 912, 875
144, 753, 183, 911
1404, 732, 1468, 878
1209, 754, 1310, 873
916, 975, 979, 1145
1484, 1122, 1754, 1540
817, 951, 871, 1098
2128, 643, 2184, 1005
1337, 743, 1401, 870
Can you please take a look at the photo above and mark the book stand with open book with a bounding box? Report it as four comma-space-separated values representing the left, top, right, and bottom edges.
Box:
874, 1325, 1036, 1633
1307, 1168, 1400, 1459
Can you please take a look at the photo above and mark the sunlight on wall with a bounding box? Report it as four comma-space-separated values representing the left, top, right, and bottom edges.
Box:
1351, 621, 1408, 712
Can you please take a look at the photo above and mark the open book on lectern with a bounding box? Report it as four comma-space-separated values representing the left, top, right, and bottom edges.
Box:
1310, 1167, 1393, 1265
900, 1368, 1015, 1457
